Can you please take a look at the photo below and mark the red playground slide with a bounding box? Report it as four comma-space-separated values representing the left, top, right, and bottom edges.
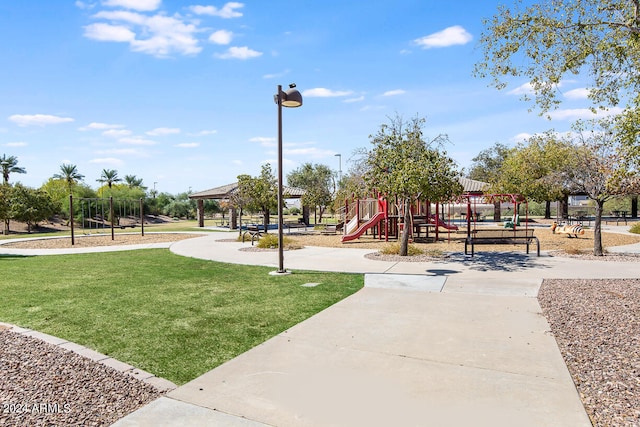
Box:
341, 212, 386, 242
429, 215, 459, 230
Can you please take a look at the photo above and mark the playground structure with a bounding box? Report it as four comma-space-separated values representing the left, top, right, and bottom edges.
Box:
340, 193, 532, 247
68, 196, 145, 245
340, 194, 461, 243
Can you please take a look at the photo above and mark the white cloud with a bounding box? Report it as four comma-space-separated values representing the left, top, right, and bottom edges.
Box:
209, 29, 233, 45
189, 2, 244, 18
511, 133, 532, 143
79, 122, 125, 131
119, 136, 157, 145
215, 46, 262, 59
86, 10, 202, 57
9, 114, 74, 127
102, 0, 161, 11
146, 127, 180, 136
564, 88, 591, 100
95, 148, 141, 155
507, 82, 535, 96
263, 69, 290, 79
548, 107, 623, 120
103, 129, 132, 137
5, 142, 28, 147
84, 22, 136, 42
344, 96, 365, 103
188, 130, 218, 136
303, 88, 353, 98
88, 157, 124, 165
414, 25, 472, 49
249, 136, 275, 146
175, 142, 199, 148
383, 89, 405, 96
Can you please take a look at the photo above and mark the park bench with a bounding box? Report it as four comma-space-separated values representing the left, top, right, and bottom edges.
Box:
242, 225, 263, 245
465, 228, 540, 257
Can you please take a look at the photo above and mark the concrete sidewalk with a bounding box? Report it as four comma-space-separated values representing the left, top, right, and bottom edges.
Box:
109, 233, 640, 427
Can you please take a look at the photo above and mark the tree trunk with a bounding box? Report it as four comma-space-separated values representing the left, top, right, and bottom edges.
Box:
4, 218, 9, 235
263, 209, 270, 234
493, 202, 501, 222
544, 201, 551, 219
593, 200, 604, 256
400, 198, 411, 256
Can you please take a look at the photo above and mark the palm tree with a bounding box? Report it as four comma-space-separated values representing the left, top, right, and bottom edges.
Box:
124, 174, 146, 189
97, 169, 122, 188
0, 154, 27, 185
53, 164, 85, 193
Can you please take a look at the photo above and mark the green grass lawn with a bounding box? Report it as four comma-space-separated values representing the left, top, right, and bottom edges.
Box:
0, 249, 363, 384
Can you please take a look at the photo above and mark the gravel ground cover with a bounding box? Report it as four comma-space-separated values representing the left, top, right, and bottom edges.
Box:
538, 279, 640, 427
0, 327, 161, 427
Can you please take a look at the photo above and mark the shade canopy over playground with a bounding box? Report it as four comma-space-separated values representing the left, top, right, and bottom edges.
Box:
189, 182, 306, 228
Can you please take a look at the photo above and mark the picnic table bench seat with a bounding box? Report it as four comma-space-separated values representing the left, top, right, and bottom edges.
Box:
465, 228, 540, 257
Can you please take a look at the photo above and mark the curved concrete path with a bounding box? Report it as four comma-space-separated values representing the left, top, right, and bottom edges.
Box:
2, 228, 638, 426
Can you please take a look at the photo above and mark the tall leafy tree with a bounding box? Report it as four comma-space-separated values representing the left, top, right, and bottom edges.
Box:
466, 142, 511, 183
124, 174, 146, 189
237, 164, 278, 233
0, 184, 13, 235
287, 163, 334, 223
97, 169, 122, 188
474, 0, 640, 161
11, 184, 56, 233
550, 120, 640, 256
0, 154, 27, 184
494, 132, 573, 218
363, 115, 462, 256
53, 164, 85, 194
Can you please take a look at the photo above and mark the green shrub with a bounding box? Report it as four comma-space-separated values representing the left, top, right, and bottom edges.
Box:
380, 243, 424, 256
256, 233, 301, 249
630, 222, 640, 234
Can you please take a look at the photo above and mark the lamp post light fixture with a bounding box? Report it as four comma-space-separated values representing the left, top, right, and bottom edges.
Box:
334, 153, 342, 182
271, 83, 303, 275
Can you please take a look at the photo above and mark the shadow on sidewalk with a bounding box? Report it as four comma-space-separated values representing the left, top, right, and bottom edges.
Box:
440, 252, 549, 272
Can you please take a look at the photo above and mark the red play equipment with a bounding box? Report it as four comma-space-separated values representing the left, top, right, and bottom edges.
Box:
342, 196, 388, 242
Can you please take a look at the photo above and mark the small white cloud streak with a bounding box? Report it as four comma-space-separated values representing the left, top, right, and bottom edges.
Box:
249, 137, 275, 146
189, 3, 244, 18
88, 157, 124, 165
548, 107, 623, 120
5, 142, 28, 147
146, 127, 180, 136
383, 89, 405, 96
215, 46, 262, 59
102, 0, 161, 11
79, 122, 125, 131
9, 114, 74, 127
188, 130, 218, 136
103, 129, 132, 137
175, 142, 199, 148
564, 88, 591, 100
344, 96, 365, 103
303, 88, 353, 98
414, 25, 472, 49
119, 136, 157, 145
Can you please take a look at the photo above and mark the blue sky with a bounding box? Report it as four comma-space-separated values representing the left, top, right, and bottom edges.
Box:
0, 1, 611, 194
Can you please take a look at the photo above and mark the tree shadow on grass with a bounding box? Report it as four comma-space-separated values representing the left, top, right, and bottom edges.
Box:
0, 254, 31, 259
440, 251, 550, 272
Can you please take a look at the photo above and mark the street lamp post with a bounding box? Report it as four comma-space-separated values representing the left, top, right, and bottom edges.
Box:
334, 153, 342, 182
272, 83, 303, 275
